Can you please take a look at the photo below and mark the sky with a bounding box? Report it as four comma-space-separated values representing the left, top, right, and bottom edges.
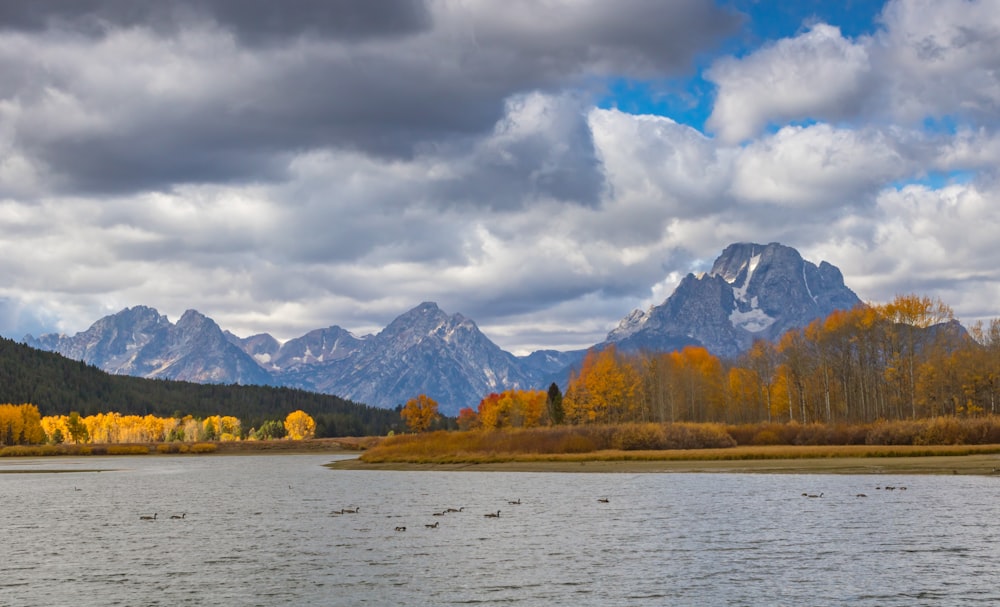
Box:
2, 0, 1000, 356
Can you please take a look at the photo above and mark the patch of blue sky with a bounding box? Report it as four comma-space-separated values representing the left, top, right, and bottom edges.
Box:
922, 115, 961, 135
596, 76, 715, 132
594, 1, 889, 133
891, 169, 976, 191
724, 0, 887, 42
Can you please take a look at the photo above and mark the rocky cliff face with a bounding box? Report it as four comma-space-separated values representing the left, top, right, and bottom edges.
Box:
606, 242, 862, 357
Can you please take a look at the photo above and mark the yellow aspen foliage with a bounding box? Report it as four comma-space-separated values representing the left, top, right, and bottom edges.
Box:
401, 394, 439, 433
0, 404, 46, 445
39, 413, 241, 444
41, 415, 69, 443
284, 410, 316, 440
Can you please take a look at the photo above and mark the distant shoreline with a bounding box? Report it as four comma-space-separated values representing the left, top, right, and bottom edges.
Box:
327, 450, 1000, 475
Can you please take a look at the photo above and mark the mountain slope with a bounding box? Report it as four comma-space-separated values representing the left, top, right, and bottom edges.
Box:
25, 307, 273, 385
276, 302, 541, 415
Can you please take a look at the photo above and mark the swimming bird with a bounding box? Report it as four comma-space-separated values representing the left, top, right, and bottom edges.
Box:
342, 507, 358, 513
484, 510, 501, 518
425, 522, 439, 529
140, 513, 157, 521
170, 513, 186, 519
394, 526, 406, 532
856, 494, 868, 498
806, 493, 823, 498
507, 499, 521, 505
444, 507, 464, 513
597, 498, 609, 503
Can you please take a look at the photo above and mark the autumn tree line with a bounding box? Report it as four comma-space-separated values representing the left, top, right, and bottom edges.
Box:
0, 404, 318, 446
0, 336, 402, 437
445, 295, 999, 432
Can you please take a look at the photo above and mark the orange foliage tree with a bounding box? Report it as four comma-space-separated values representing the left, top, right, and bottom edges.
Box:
476, 389, 547, 429
401, 395, 439, 432
551, 294, 990, 427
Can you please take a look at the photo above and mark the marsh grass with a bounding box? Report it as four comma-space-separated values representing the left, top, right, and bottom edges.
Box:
359, 418, 1000, 464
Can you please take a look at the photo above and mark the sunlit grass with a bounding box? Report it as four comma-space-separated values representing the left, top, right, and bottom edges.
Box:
359, 418, 1000, 464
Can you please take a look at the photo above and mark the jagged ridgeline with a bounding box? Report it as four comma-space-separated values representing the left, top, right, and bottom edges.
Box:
0, 337, 400, 437
20, 242, 869, 416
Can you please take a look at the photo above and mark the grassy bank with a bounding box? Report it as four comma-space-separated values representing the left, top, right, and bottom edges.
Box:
330, 443, 1000, 475
0, 437, 370, 458
334, 420, 1000, 474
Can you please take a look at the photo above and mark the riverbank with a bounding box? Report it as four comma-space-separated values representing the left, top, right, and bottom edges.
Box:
327, 444, 1000, 475
0, 437, 372, 458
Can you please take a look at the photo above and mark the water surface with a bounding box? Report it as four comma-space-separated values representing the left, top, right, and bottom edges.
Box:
2, 454, 999, 606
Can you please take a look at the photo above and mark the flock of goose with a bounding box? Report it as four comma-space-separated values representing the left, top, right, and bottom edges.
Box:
800, 484, 910, 499
138, 513, 186, 521
330, 495, 614, 533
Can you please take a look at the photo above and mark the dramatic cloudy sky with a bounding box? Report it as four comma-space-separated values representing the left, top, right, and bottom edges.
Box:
2, 0, 999, 354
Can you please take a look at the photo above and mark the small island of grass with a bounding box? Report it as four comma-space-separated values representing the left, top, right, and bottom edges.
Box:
326, 420, 1000, 475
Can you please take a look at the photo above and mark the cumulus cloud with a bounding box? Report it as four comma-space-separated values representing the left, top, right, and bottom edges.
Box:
876, 0, 1000, 124
730, 124, 913, 208
707, 24, 872, 143
2, 0, 1000, 356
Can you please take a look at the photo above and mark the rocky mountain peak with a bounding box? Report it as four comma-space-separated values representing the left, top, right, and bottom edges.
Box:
606, 242, 862, 358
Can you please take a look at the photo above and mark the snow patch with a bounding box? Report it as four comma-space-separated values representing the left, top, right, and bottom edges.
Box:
730, 306, 776, 333
731, 253, 761, 302
803, 265, 817, 302
729, 294, 776, 333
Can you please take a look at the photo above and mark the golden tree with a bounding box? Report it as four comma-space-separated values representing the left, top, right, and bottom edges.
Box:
401, 394, 439, 432
284, 410, 316, 440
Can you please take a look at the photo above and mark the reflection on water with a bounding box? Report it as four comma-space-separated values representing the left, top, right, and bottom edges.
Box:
2, 454, 999, 606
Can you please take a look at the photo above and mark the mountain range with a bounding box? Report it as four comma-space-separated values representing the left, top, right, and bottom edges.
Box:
24, 242, 862, 415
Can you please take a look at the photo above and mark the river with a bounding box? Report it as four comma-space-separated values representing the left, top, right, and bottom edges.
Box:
2, 454, 999, 606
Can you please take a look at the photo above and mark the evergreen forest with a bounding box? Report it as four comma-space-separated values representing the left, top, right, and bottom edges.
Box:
0, 336, 401, 438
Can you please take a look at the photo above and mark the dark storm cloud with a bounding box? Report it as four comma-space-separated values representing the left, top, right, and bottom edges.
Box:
0, 0, 432, 42
2, 0, 741, 196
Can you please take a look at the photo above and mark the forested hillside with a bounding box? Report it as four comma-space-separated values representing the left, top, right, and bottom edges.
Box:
0, 337, 401, 437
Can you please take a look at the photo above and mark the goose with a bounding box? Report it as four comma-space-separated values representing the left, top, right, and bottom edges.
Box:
507, 499, 521, 505
484, 510, 501, 518
342, 507, 359, 513
425, 521, 439, 529
140, 513, 157, 521
432, 511, 446, 516
394, 526, 406, 532
597, 498, 609, 503
170, 513, 186, 519
444, 507, 464, 513
806, 492, 823, 498
856, 493, 868, 498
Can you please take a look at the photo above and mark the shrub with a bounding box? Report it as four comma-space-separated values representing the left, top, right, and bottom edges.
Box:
611, 424, 666, 450
189, 442, 217, 453
751, 429, 782, 446
107, 445, 151, 455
